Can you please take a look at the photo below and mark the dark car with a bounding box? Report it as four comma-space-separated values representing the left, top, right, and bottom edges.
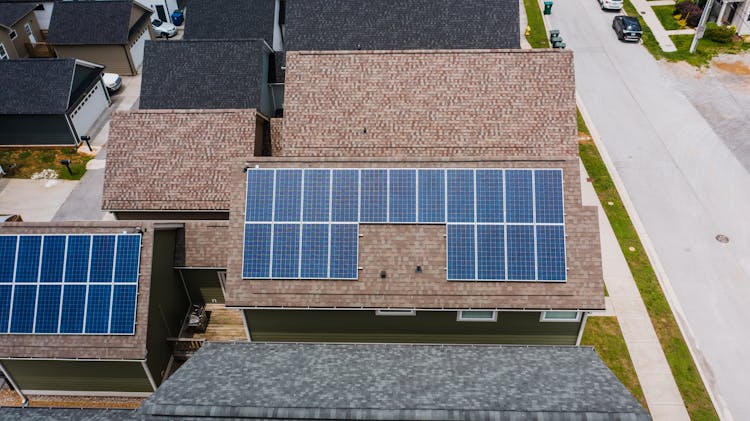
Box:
612, 15, 642, 42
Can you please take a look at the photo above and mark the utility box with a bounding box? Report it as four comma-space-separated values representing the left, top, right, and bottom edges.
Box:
544, 1, 553, 14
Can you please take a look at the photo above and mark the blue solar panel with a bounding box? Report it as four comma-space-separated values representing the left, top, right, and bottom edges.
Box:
477, 225, 505, 280
272, 224, 301, 278
506, 170, 533, 223
15, 235, 41, 283
536, 226, 566, 281
447, 170, 474, 223
476, 170, 504, 223
10, 285, 36, 333
274, 169, 303, 222
331, 170, 358, 222
0, 236, 17, 283
246, 169, 274, 222
389, 170, 417, 223
40, 235, 65, 282
114, 235, 140, 282
110, 285, 137, 334
35, 285, 61, 333
59, 284, 86, 333
301, 224, 328, 278
506, 225, 536, 280
243, 224, 272, 278
360, 169, 387, 223
65, 235, 90, 282
447, 225, 475, 280
90, 235, 115, 283
329, 224, 358, 279
85, 284, 111, 334
0, 285, 10, 333
302, 169, 330, 222
535, 170, 564, 224
418, 169, 445, 223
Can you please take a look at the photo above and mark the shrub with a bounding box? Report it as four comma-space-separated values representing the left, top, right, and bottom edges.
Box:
675, 1, 703, 27
704, 22, 735, 43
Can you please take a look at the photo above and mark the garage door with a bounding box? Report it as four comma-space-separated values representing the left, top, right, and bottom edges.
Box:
70, 81, 109, 139
130, 26, 150, 70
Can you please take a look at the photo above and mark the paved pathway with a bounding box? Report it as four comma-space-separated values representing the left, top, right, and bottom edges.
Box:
0, 179, 77, 221
629, 0, 678, 51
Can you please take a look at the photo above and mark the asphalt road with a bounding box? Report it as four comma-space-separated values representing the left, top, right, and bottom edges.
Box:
548, 3, 750, 420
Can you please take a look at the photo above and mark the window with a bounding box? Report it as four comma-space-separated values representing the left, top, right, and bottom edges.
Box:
457, 310, 497, 322
375, 309, 416, 316
9, 30, 16, 40
0, 43, 8, 60
24, 23, 36, 44
540, 311, 581, 322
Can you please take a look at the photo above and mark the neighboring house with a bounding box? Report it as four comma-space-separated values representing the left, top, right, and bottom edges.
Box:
713, 0, 750, 35
102, 109, 261, 220
183, 0, 278, 49
136, 343, 650, 420
0, 2, 43, 59
0, 221, 225, 397
139, 0, 182, 22
46, 0, 154, 75
283, 0, 520, 51
0, 58, 110, 145
0, 0, 54, 30
139, 39, 276, 116
219, 49, 604, 345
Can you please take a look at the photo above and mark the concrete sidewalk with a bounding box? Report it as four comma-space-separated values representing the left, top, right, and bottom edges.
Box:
580, 164, 689, 420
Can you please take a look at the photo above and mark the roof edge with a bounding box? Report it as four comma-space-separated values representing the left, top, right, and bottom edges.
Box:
294, 49, 572, 56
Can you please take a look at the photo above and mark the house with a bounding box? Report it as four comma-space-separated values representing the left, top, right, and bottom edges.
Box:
221, 49, 604, 345
183, 0, 278, 49
0, 2, 44, 59
713, 0, 750, 35
139, 39, 276, 116
0, 220, 227, 397
139, 0, 182, 23
102, 109, 262, 220
0, 58, 110, 146
0, 1, 54, 30
136, 343, 650, 420
46, 0, 154, 75
283, 0, 520, 51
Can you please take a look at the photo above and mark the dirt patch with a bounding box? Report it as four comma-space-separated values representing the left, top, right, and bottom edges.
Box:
714, 60, 750, 75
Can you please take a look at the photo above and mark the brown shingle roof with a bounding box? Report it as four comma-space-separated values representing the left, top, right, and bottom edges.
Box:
102, 109, 256, 212
277, 50, 577, 158
175, 221, 230, 268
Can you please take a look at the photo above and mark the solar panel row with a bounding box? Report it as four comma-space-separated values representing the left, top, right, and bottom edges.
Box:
0, 234, 141, 335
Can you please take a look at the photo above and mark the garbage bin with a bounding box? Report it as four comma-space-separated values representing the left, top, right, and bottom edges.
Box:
171, 10, 184, 26
543, 1, 553, 14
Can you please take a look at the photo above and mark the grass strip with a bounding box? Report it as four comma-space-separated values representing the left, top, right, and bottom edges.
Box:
652, 4, 682, 31
523, 0, 550, 48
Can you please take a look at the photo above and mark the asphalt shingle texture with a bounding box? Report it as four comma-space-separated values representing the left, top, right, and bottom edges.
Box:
286, 0, 520, 51
46, 0, 134, 45
183, 0, 275, 44
0, 408, 134, 420
0, 59, 75, 115
0, 2, 35, 27
139, 40, 267, 110
139, 343, 650, 420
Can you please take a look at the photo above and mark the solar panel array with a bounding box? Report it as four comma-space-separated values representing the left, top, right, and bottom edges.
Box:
0, 234, 141, 335
244, 169, 566, 282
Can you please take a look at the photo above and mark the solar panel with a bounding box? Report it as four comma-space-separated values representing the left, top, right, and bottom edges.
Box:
0, 234, 142, 335
244, 168, 566, 282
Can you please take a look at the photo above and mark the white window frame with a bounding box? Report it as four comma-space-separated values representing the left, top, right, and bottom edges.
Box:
24, 22, 33, 37
457, 310, 497, 322
540, 311, 582, 322
0, 43, 8, 60
375, 309, 416, 316
9, 29, 17, 40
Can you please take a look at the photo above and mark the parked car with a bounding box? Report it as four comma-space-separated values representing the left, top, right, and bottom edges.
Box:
612, 16, 642, 42
102, 72, 122, 93
599, 0, 622, 10
152, 19, 177, 38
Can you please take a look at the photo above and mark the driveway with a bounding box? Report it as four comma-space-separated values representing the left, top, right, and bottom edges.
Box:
548, 3, 750, 420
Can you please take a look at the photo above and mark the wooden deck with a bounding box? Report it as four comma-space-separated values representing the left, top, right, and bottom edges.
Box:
184, 304, 246, 342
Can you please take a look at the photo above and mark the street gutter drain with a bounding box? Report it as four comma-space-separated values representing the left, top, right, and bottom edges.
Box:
715, 234, 729, 244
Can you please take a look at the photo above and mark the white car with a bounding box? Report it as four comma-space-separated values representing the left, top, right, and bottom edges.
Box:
152, 19, 177, 38
102, 72, 122, 93
599, 0, 623, 10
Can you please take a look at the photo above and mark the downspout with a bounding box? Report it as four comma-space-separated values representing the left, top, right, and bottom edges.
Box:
0, 361, 29, 407
575, 312, 589, 346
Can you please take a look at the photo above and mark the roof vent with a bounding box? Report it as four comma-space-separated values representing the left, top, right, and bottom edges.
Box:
380, 270, 387, 279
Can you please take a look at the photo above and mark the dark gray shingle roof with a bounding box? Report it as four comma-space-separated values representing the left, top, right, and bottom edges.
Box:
0, 59, 76, 115
0, 407, 134, 420
285, 0, 520, 51
0, 2, 35, 27
183, 0, 275, 45
46, 0, 137, 45
139, 40, 267, 110
139, 343, 651, 420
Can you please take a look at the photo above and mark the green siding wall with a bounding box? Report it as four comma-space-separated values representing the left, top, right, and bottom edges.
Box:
145, 230, 190, 386
180, 269, 224, 304
245, 310, 581, 345
0, 360, 151, 393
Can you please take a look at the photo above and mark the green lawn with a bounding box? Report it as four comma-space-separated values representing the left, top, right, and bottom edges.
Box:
523, 0, 550, 48
581, 316, 647, 410
624, 0, 749, 67
0, 148, 92, 181
652, 5, 682, 30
